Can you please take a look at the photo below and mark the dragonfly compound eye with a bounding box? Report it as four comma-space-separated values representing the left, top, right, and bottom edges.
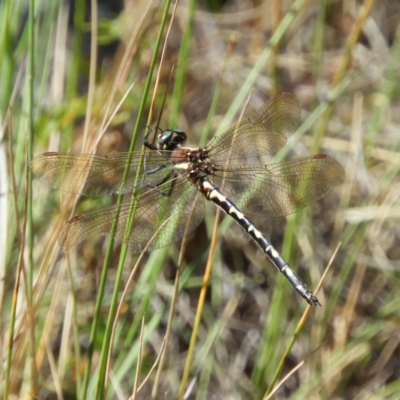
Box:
157, 129, 187, 150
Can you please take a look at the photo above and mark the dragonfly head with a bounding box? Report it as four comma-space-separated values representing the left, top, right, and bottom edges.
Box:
157, 129, 187, 150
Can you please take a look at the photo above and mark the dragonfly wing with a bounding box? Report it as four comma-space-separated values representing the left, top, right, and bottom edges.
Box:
59, 177, 205, 253
212, 155, 344, 217
207, 92, 301, 162
30, 151, 175, 197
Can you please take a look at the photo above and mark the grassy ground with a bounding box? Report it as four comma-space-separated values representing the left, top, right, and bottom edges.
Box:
1, 0, 400, 399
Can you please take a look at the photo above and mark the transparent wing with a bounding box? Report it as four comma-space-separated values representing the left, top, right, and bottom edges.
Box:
212, 155, 344, 217
59, 176, 205, 253
206, 92, 301, 163
30, 151, 176, 197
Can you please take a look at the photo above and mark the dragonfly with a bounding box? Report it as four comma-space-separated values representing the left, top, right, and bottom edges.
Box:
31, 92, 344, 306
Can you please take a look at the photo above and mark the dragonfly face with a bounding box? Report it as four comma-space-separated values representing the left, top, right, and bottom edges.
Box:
157, 129, 187, 150
31, 92, 344, 305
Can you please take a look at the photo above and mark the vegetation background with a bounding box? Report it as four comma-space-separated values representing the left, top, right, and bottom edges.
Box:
1, 0, 399, 398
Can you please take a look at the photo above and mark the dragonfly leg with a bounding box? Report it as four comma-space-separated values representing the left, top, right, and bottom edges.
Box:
140, 170, 178, 198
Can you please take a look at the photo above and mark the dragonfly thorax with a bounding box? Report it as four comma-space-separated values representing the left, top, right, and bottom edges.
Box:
157, 129, 187, 150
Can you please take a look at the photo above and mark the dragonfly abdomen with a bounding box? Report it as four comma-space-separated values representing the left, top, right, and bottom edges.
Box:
197, 176, 320, 306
